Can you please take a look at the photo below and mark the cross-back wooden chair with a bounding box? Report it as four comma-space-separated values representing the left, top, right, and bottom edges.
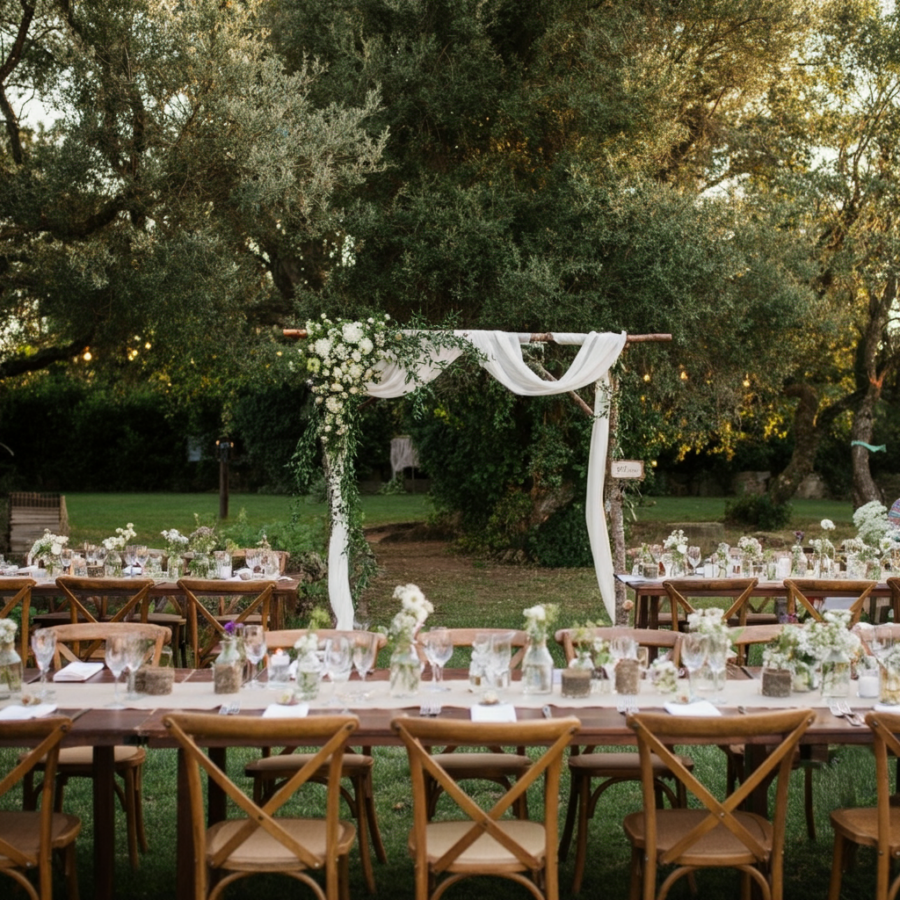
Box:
784, 579, 877, 625
244, 629, 388, 894
178, 578, 275, 668
0, 577, 35, 664
164, 712, 359, 900
554, 626, 691, 895
661, 579, 760, 632
24, 622, 170, 870
722, 623, 820, 840
31, 578, 156, 650
884, 577, 900, 625
624, 707, 814, 900
392, 714, 580, 900
410, 628, 531, 819
0, 717, 81, 900
828, 709, 900, 900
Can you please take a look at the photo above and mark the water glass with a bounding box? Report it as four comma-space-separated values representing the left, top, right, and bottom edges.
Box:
352, 632, 378, 682
105, 635, 129, 709
242, 625, 267, 690
31, 629, 56, 701
421, 628, 453, 691
680, 633, 708, 700
322, 637, 352, 706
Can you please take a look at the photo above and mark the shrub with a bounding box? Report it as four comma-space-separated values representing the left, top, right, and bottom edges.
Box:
724, 493, 792, 530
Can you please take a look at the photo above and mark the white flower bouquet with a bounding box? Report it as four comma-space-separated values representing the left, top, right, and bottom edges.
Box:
0, 618, 17, 645
523, 603, 558, 644
388, 583, 433, 648
102, 523, 136, 552
30, 529, 69, 560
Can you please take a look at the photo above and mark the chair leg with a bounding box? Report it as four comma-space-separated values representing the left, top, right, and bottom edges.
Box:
361, 773, 387, 864
559, 771, 578, 862
64, 843, 80, 900
349, 776, 376, 894
571, 772, 592, 894
804, 765, 816, 840
827, 834, 845, 900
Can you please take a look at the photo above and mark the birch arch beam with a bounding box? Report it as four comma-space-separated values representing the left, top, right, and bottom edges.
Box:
284, 327, 671, 628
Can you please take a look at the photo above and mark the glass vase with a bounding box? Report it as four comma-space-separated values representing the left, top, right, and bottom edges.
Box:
389, 642, 422, 698
522, 638, 554, 695
0, 641, 22, 699
880, 664, 900, 706
791, 661, 821, 693
213, 636, 243, 694
821, 649, 851, 699
295, 652, 321, 701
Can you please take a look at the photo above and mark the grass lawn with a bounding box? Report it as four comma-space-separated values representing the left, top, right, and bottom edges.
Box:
62, 492, 432, 547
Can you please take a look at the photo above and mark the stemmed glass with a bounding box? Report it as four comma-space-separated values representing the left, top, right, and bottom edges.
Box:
322, 637, 353, 706
870, 625, 894, 660
242, 625, 267, 690
105, 635, 129, 709
124, 635, 149, 701
95, 546, 108, 574
134, 545, 150, 575
687, 546, 702, 575
421, 628, 453, 692
680, 633, 708, 701
352, 632, 378, 683
59, 548, 74, 576
31, 629, 56, 701
706, 633, 729, 704
123, 545, 138, 577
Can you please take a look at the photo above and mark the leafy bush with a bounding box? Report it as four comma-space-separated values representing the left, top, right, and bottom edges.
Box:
724, 493, 792, 530
528, 501, 594, 567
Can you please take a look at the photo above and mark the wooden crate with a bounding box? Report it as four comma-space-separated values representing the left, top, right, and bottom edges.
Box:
8, 492, 69, 556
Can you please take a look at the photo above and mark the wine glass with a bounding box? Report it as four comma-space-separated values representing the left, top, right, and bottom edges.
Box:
105, 634, 129, 709
421, 628, 453, 692
352, 632, 378, 683
242, 625, 267, 690
322, 637, 352, 706
95, 546, 108, 573
123, 545, 138, 577
680, 633, 708, 700
134, 545, 150, 575
124, 635, 149, 700
870, 625, 894, 660
687, 546, 702, 575
31, 629, 56, 701
705, 633, 729, 705
59, 548, 74, 576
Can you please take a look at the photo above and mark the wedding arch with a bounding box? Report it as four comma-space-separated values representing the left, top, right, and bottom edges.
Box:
286, 323, 659, 629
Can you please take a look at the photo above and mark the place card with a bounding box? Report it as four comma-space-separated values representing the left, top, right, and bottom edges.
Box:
54, 661, 104, 682
262, 702, 310, 718
663, 700, 721, 717
471, 703, 517, 722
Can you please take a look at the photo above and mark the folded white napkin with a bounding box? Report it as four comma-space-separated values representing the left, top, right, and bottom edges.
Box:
262, 702, 310, 718
664, 700, 721, 717
471, 703, 517, 722
0, 703, 58, 721
54, 661, 104, 682
873, 704, 900, 714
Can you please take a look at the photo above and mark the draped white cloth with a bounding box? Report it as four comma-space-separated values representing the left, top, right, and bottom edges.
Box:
326, 330, 627, 628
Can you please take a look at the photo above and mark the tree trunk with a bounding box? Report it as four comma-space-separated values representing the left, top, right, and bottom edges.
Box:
850, 387, 882, 508
768, 384, 820, 505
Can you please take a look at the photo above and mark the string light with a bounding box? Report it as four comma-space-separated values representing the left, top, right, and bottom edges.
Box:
742, 374, 751, 388
679, 369, 688, 381
83, 350, 92, 361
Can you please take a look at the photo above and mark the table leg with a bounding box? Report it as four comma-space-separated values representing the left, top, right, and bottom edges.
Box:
208, 747, 227, 826
93, 745, 116, 900
176, 748, 193, 900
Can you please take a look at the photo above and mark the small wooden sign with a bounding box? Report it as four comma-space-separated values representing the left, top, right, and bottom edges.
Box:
610, 460, 645, 480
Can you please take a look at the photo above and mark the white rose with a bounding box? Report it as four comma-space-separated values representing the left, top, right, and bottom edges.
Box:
821, 519, 835, 531
359, 338, 374, 355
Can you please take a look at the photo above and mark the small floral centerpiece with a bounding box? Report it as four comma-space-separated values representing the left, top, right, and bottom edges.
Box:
214, 621, 244, 694
878, 642, 900, 705
810, 519, 836, 576
854, 500, 891, 547
188, 520, 218, 577
814, 610, 862, 697
30, 529, 69, 572
522, 603, 558, 695
715, 542, 731, 577
0, 617, 21, 696
387, 584, 432, 697
686, 607, 731, 641
293, 632, 322, 700
161, 528, 189, 578
568, 623, 597, 670
737, 535, 763, 572
102, 522, 136, 552
649, 657, 679, 694
663, 529, 689, 575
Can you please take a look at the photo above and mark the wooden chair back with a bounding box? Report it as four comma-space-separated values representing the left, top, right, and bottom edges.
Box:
554, 626, 681, 666
784, 579, 876, 625
0, 717, 73, 898
662, 579, 759, 632
45, 621, 170, 667
0, 577, 35, 663
392, 714, 579, 899
626, 708, 814, 899
164, 712, 357, 900
178, 578, 275, 667
54, 576, 155, 625
410, 628, 529, 668
863, 710, 900, 900
728, 623, 786, 666
885, 577, 900, 623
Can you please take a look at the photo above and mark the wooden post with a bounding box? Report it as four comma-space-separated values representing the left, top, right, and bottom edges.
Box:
217, 441, 231, 521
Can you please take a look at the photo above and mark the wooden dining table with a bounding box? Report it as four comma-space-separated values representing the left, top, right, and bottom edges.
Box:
0, 667, 880, 900
617, 573, 895, 628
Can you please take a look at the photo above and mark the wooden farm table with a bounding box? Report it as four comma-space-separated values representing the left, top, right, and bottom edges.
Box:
617, 573, 894, 629
0, 668, 879, 900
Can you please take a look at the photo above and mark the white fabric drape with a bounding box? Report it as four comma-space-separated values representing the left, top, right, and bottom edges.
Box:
326, 330, 626, 628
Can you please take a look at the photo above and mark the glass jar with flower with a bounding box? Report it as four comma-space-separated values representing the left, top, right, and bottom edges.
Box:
161, 529, 189, 579
878, 643, 900, 705
810, 519, 836, 577
293, 632, 322, 700
29, 528, 69, 577
213, 622, 244, 694
649, 658, 679, 695
188, 523, 218, 578
0, 618, 22, 699
387, 584, 431, 697
790, 532, 807, 576
815, 611, 861, 698
522, 603, 558, 695
738, 536, 763, 577
663, 529, 688, 577
715, 543, 731, 579
568, 623, 596, 672
101, 522, 136, 576
762, 624, 827, 693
